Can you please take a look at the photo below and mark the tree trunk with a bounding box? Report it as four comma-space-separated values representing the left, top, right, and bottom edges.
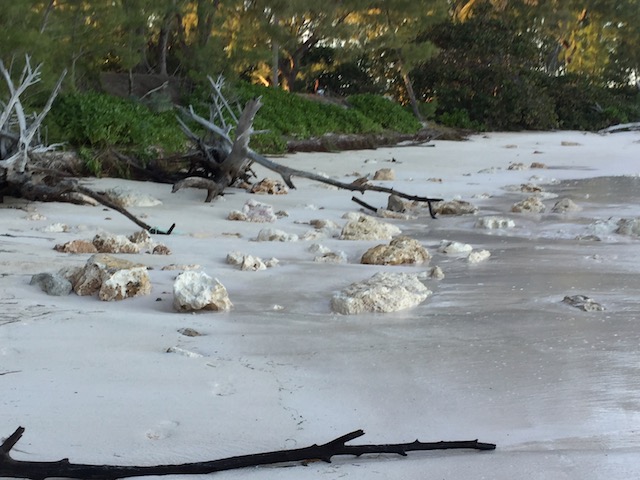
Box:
400, 68, 424, 122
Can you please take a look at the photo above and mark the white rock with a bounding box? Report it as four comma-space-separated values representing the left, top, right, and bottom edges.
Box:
104, 186, 162, 207
99, 267, 152, 301
373, 168, 395, 180
256, 228, 299, 242
173, 271, 232, 312
237, 199, 277, 223
93, 233, 140, 254
308, 243, 331, 254
314, 251, 348, 264
439, 240, 473, 254
331, 272, 431, 315
361, 236, 430, 265
615, 218, 640, 236
339, 214, 401, 240
429, 266, 445, 279
432, 200, 478, 215
552, 198, 581, 213
40, 223, 69, 233
467, 249, 491, 263
475, 216, 515, 229
72, 254, 150, 301
511, 196, 546, 213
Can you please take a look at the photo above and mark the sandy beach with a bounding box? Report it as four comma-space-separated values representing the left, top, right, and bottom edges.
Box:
2, 130, 640, 479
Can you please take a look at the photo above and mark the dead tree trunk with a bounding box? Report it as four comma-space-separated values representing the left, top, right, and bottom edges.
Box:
174, 75, 443, 215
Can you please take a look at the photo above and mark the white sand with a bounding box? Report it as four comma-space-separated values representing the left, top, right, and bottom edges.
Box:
1, 130, 640, 479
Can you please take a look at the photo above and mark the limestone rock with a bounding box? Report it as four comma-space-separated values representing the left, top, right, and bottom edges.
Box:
173, 271, 232, 312
387, 194, 409, 213
508, 162, 527, 170
552, 198, 581, 213
308, 243, 331, 254
249, 178, 289, 195
309, 219, 341, 231
152, 244, 172, 255
103, 186, 162, 207
615, 218, 640, 236
429, 266, 445, 279
30, 272, 73, 296
373, 168, 395, 180
475, 216, 515, 229
562, 295, 604, 312
256, 228, 299, 242
54, 239, 98, 254
162, 264, 201, 271
226, 251, 268, 271
314, 251, 348, 264
228, 199, 277, 223
439, 240, 473, 254
340, 214, 401, 240
530, 162, 547, 169
92, 233, 140, 254
331, 272, 432, 314
40, 223, 69, 233
467, 249, 491, 263
511, 196, 546, 213
73, 254, 150, 300
361, 236, 430, 265
432, 200, 478, 215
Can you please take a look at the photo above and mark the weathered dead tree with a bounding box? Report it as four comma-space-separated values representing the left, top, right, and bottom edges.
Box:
598, 121, 640, 134
0, 57, 174, 234
0, 426, 495, 479
174, 76, 443, 216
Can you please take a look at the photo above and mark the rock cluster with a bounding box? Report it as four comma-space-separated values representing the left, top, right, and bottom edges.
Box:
54, 230, 169, 255
339, 213, 401, 240
226, 251, 279, 271
331, 272, 432, 314
361, 236, 430, 265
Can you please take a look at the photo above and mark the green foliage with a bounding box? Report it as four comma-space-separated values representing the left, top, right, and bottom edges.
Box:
347, 94, 421, 133
438, 109, 485, 131
47, 92, 185, 154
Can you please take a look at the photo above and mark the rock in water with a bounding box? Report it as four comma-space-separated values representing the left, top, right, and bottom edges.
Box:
361, 236, 430, 265
331, 272, 431, 314
173, 271, 233, 312
340, 214, 401, 240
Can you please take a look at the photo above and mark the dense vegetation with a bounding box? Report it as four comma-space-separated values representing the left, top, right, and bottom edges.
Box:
3, 0, 640, 159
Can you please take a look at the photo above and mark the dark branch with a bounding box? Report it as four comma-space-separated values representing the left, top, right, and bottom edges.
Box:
0, 427, 495, 480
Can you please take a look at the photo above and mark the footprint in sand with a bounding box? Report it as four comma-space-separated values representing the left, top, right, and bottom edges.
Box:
145, 420, 180, 440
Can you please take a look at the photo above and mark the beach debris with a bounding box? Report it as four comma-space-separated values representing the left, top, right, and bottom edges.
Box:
562, 295, 605, 311
439, 240, 473, 254
552, 198, 581, 213
340, 213, 401, 240
103, 186, 162, 207
29, 272, 73, 296
331, 272, 432, 314
361, 236, 430, 265
249, 178, 289, 194
475, 216, 515, 229
511, 196, 546, 213
615, 218, 640, 236
373, 168, 395, 180
228, 199, 277, 223
173, 271, 232, 312
226, 251, 279, 270
256, 228, 299, 242
467, 249, 491, 264
71, 254, 151, 301
432, 199, 478, 215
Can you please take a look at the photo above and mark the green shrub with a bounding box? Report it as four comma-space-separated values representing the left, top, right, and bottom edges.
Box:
48, 92, 185, 154
347, 94, 421, 133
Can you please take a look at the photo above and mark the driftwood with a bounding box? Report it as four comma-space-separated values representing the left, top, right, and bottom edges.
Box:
0, 426, 495, 479
174, 75, 443, 216
598, 121, 640, 134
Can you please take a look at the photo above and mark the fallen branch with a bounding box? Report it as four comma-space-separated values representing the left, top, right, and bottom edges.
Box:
598, 121, 640, 134
0, 427, 495, 479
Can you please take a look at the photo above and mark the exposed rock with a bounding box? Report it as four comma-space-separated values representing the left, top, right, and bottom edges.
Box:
92, 233, 140, 254
26, 212, 46, 221
331, 272, 432, 314
361, 236, 430, 265
467, 249, 491, 263
129, 229, 154, 248
520, 183, 543, 193
530, 162, 547, 168
309, 219, 341, 231
73, 254, 150, 301
103, 186, 162, 207
562, 295, 604, 312
256, 228, 299, 242
161, 264, 201, 271
178, 327, 202, 337
561, 141, 581, 146
575, 234, 602, 242
166, 346, 203, 358
439, 240, 473, 254
40, 223, 69, 233
30, 272, 73, 296
508, 162, 527, 170
429, 266, 445, 279
373, 168, 395, 180
387, 194, 409, 213
339, 213, 401, 240
228, 199, 277, 223
54, 239, 98, 254
552, 198, 581, 213
308, 243, 331, 254
432, 199, 478, 215
615, 218, 640, 236
511, 196, 546, 213
249, 178, 289, 195
173, 271, 232, 312
475, 216, 515, 229
152, 244, 172, 255
226, 251, 275, 271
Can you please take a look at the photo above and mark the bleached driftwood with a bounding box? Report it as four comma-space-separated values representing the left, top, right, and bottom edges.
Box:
598, 122, 640, 134
0, 426, 495, 479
